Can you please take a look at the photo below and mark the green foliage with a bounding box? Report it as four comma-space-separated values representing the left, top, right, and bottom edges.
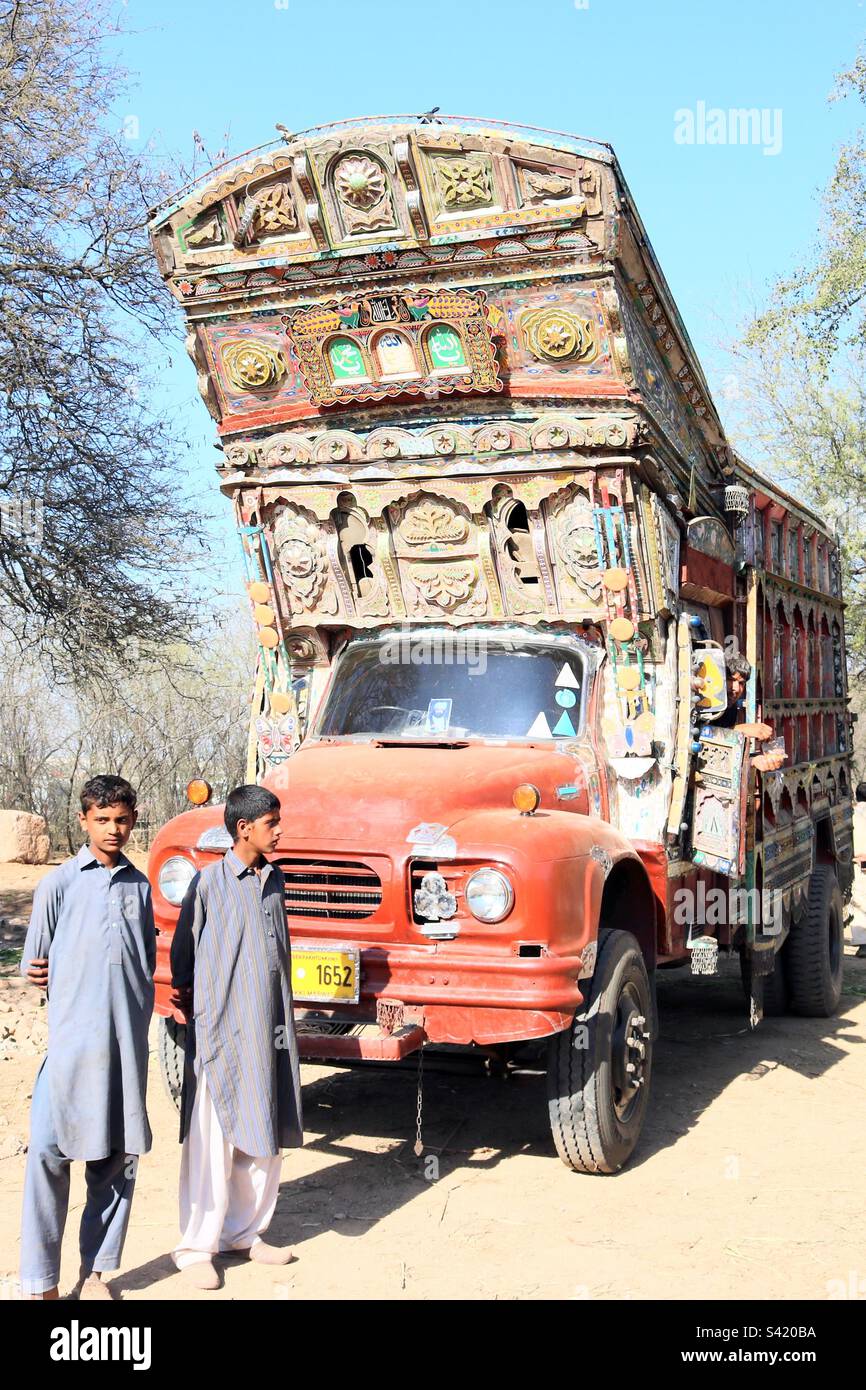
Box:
748, 49, 866, 360
733, 46, 866, 702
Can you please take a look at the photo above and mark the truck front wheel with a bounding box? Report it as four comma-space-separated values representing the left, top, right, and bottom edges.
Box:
158, 1015, 186, 1112
547, 927, 653, 1174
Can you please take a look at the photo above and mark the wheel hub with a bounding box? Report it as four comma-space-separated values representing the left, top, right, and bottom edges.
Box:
611, 987, 651, 1120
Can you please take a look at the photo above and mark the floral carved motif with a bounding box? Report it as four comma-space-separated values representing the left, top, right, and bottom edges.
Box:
391, 496, 470, 546
249, 182, 297, 237
522, 170, 573, 203
273, 505, 335, 613
183, 212, 223, 248
408, 563, 480, 612
549, 490, 603, 605
434, 156, 494, 209
222, 340, 288, 393
521, 308, 598, 364
332, 154, 395, 233
334, 155, 386, 209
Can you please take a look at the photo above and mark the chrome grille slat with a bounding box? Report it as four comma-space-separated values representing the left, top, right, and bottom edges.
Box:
274, 857, 382, 921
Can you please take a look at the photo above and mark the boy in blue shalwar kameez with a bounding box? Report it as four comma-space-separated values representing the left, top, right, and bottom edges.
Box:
18, 775, 155, 1300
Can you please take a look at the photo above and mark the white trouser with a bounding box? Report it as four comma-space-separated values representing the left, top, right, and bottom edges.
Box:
849, 863, 866, 944
173, 1063, 282, 1270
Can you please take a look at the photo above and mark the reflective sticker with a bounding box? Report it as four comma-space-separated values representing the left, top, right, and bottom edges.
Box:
609, 615, 635, 643
556, 784, 580, 800
601, 567, 629, 592
590, 845, 613, 874
555, 663, 579, 689
526, 711, 553, 737
552, 710, 576, 736
624, 722, 653, 755
555, 689, 577, 708
578, 939, 598, 980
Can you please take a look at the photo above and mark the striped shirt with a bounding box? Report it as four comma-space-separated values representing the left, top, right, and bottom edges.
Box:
171, 849, 303, 1158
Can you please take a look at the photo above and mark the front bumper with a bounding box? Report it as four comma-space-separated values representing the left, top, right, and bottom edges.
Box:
155, 940, 585, 1046
297, 943, 585, 1046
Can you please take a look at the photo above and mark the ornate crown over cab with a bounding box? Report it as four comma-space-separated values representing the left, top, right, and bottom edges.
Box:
149, 118, 626, 431
147, 116, 737, 789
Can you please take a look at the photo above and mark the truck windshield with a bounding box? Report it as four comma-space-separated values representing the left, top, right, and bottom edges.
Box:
314, 636, 585, 740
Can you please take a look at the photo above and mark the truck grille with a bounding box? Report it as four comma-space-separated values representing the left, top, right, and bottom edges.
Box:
274, 858, 383, 920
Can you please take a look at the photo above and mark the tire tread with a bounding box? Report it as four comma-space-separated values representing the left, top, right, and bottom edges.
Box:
787, 864, 843, 1017
547, 927, 651, 1175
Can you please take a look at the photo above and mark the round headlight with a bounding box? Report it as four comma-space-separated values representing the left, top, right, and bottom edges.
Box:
158, 855, 196, 906
465, 868, 514, 923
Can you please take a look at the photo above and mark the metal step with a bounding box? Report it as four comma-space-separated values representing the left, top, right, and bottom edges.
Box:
297, 1020, 425, 1062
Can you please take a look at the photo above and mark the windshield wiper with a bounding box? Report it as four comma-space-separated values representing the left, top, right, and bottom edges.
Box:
370, 736, 471, 748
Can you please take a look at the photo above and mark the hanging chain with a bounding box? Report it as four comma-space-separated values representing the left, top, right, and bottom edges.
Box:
413, 1044, 424, 1157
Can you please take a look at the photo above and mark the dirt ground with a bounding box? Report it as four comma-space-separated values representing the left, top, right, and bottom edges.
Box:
1, 860, 865, 1301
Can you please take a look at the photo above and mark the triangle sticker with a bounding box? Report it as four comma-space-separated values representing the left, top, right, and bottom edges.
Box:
552, 710, 576, 736
526, 711, 552, 737
555, 663, 579, 688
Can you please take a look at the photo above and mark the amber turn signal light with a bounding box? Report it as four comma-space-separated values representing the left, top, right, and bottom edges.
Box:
187, 779, 213, 806
513, 783, 541, 815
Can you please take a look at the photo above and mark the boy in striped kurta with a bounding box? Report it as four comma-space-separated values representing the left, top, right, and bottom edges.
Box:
170, 785, 303, 1290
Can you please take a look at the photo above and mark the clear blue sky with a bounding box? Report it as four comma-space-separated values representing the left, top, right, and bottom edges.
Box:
113, 0, 866, 593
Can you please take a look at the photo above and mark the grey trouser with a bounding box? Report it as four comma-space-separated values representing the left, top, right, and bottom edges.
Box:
19, 1064, 137, 1294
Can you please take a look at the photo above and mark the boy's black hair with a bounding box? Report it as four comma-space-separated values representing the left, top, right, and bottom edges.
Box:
224, 784, 281, 840
725, 651, 752, 679
856, 781, 866, 803
80, 775, 137, 813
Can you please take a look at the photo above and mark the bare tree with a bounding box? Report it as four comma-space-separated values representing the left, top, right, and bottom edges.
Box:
0, 0, 201, 675
0, 605, 255, 850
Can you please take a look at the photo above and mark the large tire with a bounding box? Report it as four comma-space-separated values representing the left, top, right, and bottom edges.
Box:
158, 1015, 186, 1112
787, 865, 844, 1017
547, 928, 653, 1174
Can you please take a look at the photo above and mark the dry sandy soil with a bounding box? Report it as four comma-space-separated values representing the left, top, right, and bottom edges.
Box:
1, 860, 865, 1301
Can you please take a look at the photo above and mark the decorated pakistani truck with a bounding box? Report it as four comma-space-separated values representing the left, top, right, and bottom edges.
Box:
146, 116, 853, 1173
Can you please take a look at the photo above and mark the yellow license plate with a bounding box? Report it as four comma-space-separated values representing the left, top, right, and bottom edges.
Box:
292, 945, 360, 1004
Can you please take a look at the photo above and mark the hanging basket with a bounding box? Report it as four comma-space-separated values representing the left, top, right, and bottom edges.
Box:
723, 484, 750, 518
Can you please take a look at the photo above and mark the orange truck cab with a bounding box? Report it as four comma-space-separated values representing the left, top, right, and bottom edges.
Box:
147, 116, 853, 1173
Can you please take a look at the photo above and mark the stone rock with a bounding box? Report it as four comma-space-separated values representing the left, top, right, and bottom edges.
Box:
0, 810, 50, 864
0, 1133, 25, 1159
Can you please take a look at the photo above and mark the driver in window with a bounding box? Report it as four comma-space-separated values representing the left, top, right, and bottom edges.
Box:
715, 652, 786, 772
